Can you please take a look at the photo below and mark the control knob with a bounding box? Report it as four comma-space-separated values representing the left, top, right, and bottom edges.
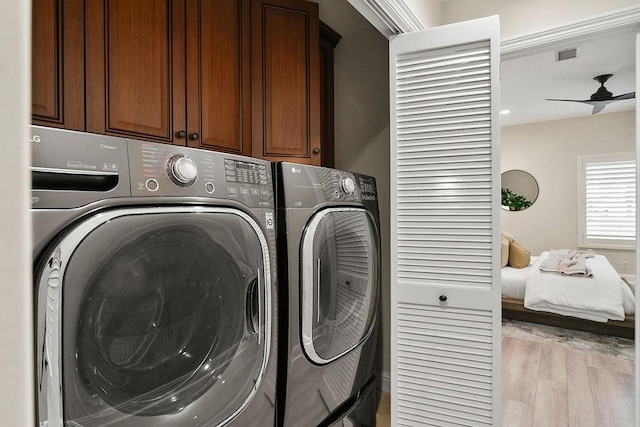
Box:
340, 176, 356, 194
167, 155, 198, 186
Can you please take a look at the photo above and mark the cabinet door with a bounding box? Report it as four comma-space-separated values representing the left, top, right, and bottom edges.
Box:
32, 0, 84, 130
85, 0, 187, 145
251, 0, 321, 165
186, 0, 251, 155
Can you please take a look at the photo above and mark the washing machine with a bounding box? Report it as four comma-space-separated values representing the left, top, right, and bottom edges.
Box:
273, 162, 381, 426
32, 126, 278, 426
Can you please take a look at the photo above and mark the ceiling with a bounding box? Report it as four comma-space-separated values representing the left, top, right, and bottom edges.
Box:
500, 31, 636, 127
317, 0, 637, 128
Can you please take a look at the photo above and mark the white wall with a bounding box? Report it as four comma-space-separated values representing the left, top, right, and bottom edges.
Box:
501, 110, 636, 276
0, 0, 34, 425
403, 0, 442, 28
440, 0, 640, 39
333, 26, 391, 373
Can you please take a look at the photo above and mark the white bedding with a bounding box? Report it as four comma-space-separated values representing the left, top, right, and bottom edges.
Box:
523, 251, 635, 322
501, 257, 536, 300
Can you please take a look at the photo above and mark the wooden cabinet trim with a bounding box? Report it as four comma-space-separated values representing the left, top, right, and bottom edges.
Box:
319, 21, 340, 168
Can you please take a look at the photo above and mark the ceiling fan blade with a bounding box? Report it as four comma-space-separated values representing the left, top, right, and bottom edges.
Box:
546, 75, 634, 114
591, 103, 606, 115
545, 98, 590, 103
612, 92, 635, 100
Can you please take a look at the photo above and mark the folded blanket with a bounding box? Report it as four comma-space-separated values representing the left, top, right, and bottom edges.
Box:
539, 249, 595, 276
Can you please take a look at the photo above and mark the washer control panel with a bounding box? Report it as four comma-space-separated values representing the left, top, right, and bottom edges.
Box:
30, 126, 132, 209
128, 139, 272, 207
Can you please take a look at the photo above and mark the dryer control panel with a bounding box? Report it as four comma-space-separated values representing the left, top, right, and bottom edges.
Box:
280, 162, 377, 209
127, 139, 273, 208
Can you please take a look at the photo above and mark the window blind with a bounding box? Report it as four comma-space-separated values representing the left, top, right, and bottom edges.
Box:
584, 157, 636, 243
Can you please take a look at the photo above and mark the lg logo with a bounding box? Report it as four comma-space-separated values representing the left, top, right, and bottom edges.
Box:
291, 166, 301, 174
30, 135, 41, 143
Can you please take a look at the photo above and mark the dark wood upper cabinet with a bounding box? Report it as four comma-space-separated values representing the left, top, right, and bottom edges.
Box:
32, 0, 84, 130
251, 0, 321, 165
186, 0, 251, 155
85, 0, 186, 144
85, 0, 249, 153
33, 0, 322, 163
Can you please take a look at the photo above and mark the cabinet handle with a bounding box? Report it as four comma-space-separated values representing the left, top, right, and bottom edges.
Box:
176, 130, 186, 138
313, 147, 320, 154
189, 133, 200, 141
439, 295, 447, 302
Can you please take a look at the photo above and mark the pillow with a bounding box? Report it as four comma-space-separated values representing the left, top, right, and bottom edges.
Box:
501, 230, 516, 242
508, 240, 531, 269
501, 236, 509, 267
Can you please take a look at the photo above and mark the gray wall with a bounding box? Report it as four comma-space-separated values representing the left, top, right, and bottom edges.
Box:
333, 27, 390, 373
501, 110, 636, 277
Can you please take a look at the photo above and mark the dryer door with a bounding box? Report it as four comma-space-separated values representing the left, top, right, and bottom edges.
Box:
35, 207, 272, 427
300, 207, 380, 364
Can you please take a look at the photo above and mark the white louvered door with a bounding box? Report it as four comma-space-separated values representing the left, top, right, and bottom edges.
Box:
390, 16, 501, 426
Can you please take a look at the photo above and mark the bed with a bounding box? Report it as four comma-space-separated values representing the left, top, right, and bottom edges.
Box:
501, 251, 636, 338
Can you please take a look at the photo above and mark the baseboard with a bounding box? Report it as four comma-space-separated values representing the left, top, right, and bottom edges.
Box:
378, 371, 390, 392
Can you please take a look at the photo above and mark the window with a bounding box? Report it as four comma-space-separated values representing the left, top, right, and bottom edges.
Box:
578, 152, 636, 250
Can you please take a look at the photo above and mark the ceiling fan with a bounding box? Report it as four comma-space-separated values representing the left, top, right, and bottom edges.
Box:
546, 74, 635, 115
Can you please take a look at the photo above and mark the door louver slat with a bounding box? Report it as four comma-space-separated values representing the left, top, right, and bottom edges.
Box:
397, 303, 493, 425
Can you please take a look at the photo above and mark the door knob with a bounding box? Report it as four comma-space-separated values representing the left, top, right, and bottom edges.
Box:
189, 133, 200, 140
439, 295, 447, 302
176, 130, 186, 138
313, 147, 320, 154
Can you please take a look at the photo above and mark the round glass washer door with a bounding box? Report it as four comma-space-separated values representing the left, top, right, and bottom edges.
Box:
300, 207, 380, 364
54, 207, 271, 425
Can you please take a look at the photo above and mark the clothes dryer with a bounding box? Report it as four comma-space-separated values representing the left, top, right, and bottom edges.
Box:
274, 162, 381, 426
32, 126, 278, 426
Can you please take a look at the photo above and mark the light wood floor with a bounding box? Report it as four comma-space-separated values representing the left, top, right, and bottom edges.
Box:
376, 336, 635, 427
375, 391, 390, 427
502, 335, 635, 427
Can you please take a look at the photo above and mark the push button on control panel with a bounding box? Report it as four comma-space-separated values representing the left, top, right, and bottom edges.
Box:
145, 178, 159, 192
204, 182, 215, 194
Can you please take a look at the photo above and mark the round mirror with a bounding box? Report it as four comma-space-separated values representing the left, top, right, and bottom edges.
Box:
501, 170, 539, 211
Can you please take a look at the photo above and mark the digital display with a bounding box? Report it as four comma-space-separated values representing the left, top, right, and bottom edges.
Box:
360, 178, 375, 194
224, 158, 267, 185
236, 162, 257, 170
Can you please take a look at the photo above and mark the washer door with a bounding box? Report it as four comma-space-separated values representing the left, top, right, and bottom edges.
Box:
35, 207, 272, 426
300, 208, 380, 364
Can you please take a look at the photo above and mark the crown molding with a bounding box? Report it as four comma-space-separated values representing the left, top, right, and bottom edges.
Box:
350, 2, 640, 58
346, 0, 424, 38
501, 5, 640, 60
